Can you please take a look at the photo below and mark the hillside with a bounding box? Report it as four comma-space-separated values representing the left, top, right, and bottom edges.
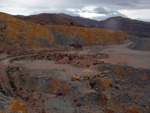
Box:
0, 12, 128, 46
59, 13, 99, 27
60, 14, 150, 37
98, 17, 150, 37
14, 13, 150, 37
14, 13, 84, 27
128, 38, 150, 51
50, 25, 128, 45
0, 12, 54, 46
0, 12, 150, 113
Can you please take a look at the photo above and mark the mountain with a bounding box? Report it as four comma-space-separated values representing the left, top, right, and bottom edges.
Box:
0, 12, 54, 46
0, 12, 128, 46
98, 17, 150, 37
59, 14, 150, 37
14, 13, 84, 27
14, 13, 150, 37
59, 13, 100, 27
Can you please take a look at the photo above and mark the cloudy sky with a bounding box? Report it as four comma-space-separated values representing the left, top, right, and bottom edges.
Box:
0, 0, 150, 22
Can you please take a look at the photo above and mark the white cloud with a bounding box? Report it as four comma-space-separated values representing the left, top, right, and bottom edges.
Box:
67, 6, 125, 20
67, 5, 97, 13
81, 6, 97, 13
78, 12, 106, 19
0, 7, 32, 15
0, 0, 150, 21
67, 6, 105, 19
118, 9, 150, 21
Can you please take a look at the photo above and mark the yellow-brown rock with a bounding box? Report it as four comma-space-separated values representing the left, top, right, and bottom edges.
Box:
100, 74, 105, 77
7, 99, 28, 113
131, 106, 142, 113
106, 107, 115, 113
100, 78, 113, 89
71, 75, 80, 81
60, 82, 71, 95
50, 79, 62, 94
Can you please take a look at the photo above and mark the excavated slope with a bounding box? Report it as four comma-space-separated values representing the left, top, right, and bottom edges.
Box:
0, 12, 128, 46
128, 38, 150, 51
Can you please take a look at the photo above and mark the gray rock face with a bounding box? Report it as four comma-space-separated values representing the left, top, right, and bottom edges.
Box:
128, 38, 150, 51
0, 92, 12, 112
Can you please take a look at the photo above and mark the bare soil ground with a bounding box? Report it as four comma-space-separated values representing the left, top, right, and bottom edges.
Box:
99, 43, 150, 69
0, 44, 150, 113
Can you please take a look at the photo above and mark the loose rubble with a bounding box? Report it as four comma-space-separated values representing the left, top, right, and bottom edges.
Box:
0, 46, 149, 113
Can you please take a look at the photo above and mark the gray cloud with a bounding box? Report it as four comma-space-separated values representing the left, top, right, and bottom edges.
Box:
0, 0, 149, 9
95, 7, 126, 16
0, 0, 150, 21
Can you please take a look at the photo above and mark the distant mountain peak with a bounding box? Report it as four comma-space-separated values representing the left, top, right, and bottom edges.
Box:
10, 12, 150, 37
59, 14, 150, 37
14, 13, 85, 27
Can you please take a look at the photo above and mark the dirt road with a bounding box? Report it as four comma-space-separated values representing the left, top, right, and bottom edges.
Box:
100, 43, 150, 69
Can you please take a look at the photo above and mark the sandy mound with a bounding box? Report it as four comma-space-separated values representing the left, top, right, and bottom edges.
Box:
128, 38, 150, 51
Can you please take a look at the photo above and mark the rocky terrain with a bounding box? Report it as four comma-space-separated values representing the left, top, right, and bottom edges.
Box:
0, 44, 150, 113
0, 12, 128, 46
0, 12, 150, 113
